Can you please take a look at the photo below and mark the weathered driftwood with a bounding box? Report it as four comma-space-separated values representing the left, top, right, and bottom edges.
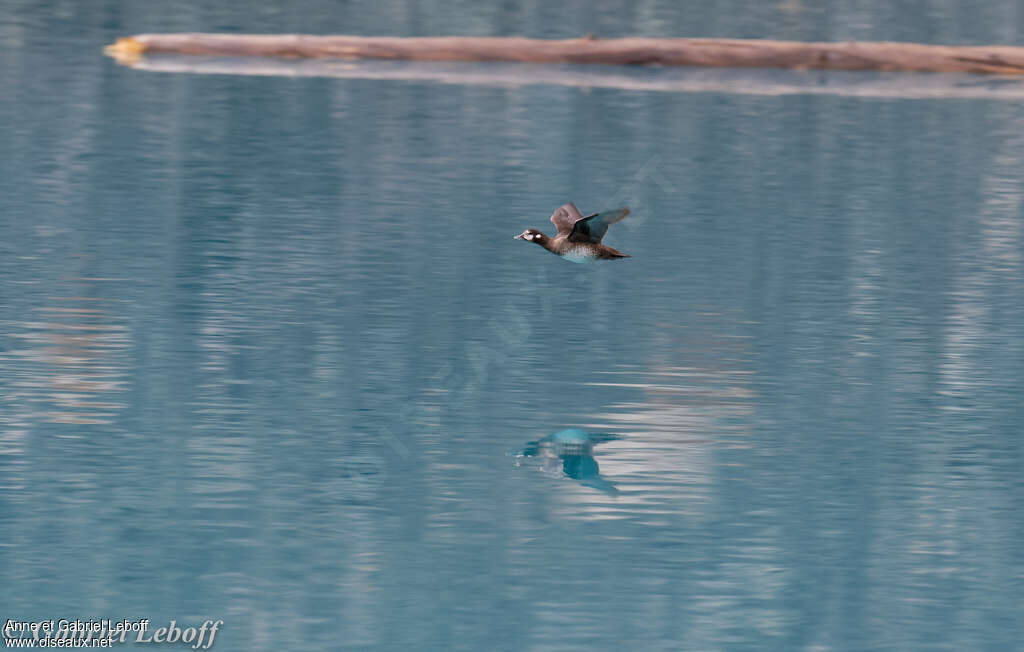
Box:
123, 56, 1024, 101
104, 34, 1024, 74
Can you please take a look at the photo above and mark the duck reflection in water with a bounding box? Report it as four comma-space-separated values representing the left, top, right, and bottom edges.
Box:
515, 428, 620, 494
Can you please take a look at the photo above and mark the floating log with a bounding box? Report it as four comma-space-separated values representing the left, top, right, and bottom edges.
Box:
104, 34, 1024, 75
122, 56, 1024, 101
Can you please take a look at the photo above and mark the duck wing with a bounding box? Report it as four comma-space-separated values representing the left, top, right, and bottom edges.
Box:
568, 207, 630, 244
549, 202, 587, 236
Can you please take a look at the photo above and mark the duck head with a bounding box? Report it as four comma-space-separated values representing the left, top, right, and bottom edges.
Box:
514, 229, 548, 245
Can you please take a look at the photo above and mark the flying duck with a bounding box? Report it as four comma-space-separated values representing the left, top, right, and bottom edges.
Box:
515, 203, 630, 262
514, 428, 621, 494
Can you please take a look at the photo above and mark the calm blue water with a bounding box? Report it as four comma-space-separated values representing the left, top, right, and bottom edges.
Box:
3, 2, 1024, 650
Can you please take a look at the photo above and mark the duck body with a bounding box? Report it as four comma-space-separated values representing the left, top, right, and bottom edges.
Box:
515, 203, 630, 262
519, 231, 630, 263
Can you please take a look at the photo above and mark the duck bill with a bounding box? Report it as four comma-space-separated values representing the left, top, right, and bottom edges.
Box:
513, 233, 525, 240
